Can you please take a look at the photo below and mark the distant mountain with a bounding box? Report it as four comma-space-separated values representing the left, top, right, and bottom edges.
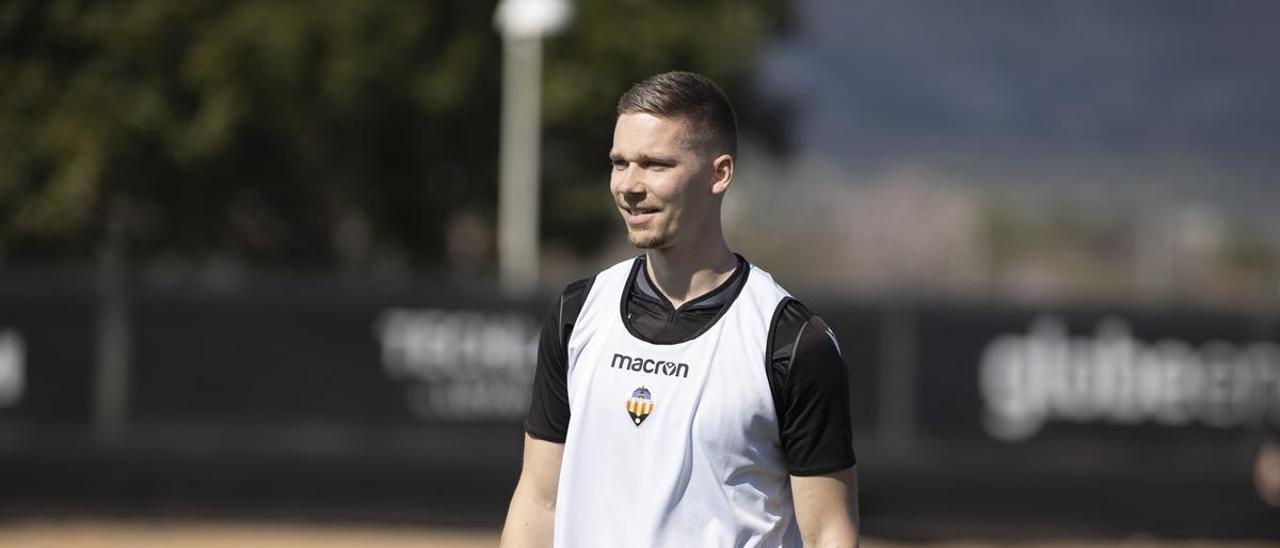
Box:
760, 0, 1280, 158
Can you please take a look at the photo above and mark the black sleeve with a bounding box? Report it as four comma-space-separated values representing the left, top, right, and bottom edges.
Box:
766, 299, 857, 476
524, 276, 593, 443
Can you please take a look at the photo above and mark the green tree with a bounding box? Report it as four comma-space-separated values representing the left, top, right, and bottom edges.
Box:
0, 0, 789, 277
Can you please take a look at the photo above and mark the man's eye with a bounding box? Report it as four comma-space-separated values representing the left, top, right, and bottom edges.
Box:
611, 160, 627, 170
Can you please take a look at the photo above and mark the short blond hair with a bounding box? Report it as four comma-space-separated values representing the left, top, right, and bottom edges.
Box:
617, 71, 738, 157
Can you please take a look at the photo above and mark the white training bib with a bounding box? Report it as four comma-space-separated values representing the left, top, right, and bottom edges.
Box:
555, 257, 800, 548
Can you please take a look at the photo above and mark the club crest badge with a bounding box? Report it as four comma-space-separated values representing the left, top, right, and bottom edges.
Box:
626, 386, 655, 426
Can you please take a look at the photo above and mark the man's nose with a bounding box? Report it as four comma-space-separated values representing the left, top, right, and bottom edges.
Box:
617, 165, 645, 194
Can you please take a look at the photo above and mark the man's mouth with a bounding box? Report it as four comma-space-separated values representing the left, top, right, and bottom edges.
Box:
621, 205, 660, 225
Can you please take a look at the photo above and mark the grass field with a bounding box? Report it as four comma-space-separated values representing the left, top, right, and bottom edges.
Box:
0, 521, 1276, 548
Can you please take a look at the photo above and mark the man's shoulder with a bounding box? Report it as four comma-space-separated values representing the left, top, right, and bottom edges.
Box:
570, 255, 647, 297
766, 292, 844, 367
769, 297, 816, 343
559, 276, 595, 309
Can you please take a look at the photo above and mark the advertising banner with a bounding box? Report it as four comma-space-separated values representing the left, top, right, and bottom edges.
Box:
914, 305, 1280, 444
131, 282, 544, 427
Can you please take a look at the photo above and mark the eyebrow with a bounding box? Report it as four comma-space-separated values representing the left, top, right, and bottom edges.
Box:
608, 152, 678, 164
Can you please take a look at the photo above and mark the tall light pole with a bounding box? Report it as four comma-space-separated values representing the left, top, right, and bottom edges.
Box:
494, 0, 571, 295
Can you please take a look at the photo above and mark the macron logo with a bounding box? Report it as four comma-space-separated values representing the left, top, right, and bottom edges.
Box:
611, 353, 690, 378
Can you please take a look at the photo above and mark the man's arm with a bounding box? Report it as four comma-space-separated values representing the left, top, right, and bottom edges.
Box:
499, 434, 564, 547
791, 466, 860, 548
503, 278, 591, 546
770, 302, 860, 546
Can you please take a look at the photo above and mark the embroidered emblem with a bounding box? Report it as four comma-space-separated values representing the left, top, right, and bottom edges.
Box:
626, 386, 655, 426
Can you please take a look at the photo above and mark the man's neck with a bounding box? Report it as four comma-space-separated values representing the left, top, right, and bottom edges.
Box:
644, 237, 737, 309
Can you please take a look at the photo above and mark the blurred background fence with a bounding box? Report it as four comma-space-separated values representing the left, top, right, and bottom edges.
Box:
2, 0, 1279, 541
1, 271, 1277, 538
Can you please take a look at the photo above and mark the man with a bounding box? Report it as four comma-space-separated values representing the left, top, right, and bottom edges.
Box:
501, 71, 859, 547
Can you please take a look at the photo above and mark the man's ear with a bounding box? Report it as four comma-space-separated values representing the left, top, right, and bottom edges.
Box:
710, 154, 734, 196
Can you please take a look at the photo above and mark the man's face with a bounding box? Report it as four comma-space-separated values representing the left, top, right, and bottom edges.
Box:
609, 113, 716, 250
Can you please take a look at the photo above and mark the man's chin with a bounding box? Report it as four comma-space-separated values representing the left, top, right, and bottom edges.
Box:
627, 230, 666, 250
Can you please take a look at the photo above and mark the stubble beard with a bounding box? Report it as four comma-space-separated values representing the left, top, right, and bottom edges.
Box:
626, 223, 667, 249
627, 229, 666, 250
